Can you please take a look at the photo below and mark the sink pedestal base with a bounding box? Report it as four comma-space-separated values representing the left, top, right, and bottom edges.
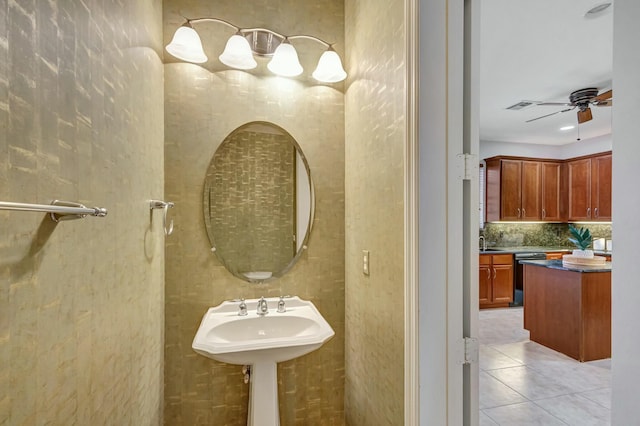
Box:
248, 361, 280, 426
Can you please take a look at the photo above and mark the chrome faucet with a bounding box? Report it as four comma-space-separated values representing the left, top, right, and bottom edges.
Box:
277, 296, 286, 313
257, 297, 269, 316
479, 235, 486, 251
238, 298, 247, 316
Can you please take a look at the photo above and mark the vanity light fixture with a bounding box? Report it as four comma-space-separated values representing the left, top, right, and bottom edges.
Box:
165, 17, 347, 83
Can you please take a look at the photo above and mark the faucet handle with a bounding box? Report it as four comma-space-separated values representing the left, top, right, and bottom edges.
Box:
238, 298, 247, 316
277, 296, 286, 313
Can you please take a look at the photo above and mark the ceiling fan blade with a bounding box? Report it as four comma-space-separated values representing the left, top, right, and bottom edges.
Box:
594, 99, 613, 107
525, 107, 575, 123
594, 89, 612, 102
577, 108, 593, 124
534, 102, 572, 107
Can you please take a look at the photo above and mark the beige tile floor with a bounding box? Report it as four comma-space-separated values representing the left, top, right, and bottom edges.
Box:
479, 307, 611, 426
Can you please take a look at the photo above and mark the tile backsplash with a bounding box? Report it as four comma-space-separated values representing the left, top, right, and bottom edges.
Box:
482, 223, 612, 248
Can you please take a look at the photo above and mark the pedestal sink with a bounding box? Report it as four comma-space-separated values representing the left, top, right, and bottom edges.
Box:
192, 296, 334, 426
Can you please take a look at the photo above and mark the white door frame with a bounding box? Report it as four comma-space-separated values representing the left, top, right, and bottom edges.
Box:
406, 0, 480, 424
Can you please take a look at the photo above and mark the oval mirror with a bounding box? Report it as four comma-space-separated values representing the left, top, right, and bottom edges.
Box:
203, 121, 314, 283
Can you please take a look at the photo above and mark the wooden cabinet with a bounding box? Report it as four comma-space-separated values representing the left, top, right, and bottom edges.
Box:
546, 252, 565, 260
540, 162, 563, 221
486, 158, 541, 221
485, 152, 611, 223
524, 264, 611, 362
568, 153, 612, 221
568, 158, 591, 220
479, 254, 514, 308
591, 154, 612, 221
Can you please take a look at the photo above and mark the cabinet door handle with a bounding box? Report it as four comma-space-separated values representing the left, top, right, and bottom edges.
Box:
522, 208, 526, 218
587, 207, 591, 218
595, 207, 599, 218
542, 208, 546, 219
486, 268, 490, 280
493, 268, 497, 279
517, 208, 521, 218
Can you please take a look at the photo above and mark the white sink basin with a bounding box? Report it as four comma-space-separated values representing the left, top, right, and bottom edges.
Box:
192, 296, 335, 364
193, 296, 334, 426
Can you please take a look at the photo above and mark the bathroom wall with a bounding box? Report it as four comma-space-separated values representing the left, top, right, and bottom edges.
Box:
344, 0, 405, 424
0, 1, 165, 424
163, 1, 345, 424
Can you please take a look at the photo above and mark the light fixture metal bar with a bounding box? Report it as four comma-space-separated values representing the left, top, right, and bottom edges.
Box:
287, 34, 331, 48
187, 17, 240, 31
185, 17, 334, 48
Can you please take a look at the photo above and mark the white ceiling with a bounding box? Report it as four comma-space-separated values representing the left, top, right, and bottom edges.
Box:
480, 1, 613, 145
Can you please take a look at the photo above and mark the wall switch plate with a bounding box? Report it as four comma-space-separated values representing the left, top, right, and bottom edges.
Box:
362, 250, 370, 275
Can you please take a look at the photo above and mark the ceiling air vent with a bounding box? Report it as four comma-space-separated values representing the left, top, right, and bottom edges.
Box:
506, 101, 535, 111
585, 2, 612, 18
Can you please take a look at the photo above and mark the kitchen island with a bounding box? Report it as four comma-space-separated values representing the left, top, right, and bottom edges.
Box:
521, 259, 612, 362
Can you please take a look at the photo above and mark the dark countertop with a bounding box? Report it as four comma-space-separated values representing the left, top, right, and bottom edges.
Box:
480, 246, 613, 256
519, 259, 612, 273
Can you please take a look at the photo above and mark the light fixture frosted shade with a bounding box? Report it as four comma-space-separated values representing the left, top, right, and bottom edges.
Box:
165, 25, 208, 64
267, 40, 303, 77
312, 48, 347, 83
219, 34, 257, 70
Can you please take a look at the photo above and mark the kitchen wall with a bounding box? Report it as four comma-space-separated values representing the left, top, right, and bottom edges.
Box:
0, 1, 165, 424
163, 1, 346, 424
482, 223, 612, 248
344, 0, 405, 424
481, 134, 612, 160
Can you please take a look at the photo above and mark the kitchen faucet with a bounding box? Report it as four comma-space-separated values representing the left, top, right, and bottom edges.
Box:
479, 235, 486, 251
257, 296, 269, 316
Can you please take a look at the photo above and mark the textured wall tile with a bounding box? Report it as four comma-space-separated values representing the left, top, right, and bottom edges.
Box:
344, 0, 405, 424
483, 222, 612, 248
163, 0, 345, 424
0, 0, 165, 424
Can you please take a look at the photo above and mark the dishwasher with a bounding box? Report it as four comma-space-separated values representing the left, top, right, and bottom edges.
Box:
511, 252, 547, 306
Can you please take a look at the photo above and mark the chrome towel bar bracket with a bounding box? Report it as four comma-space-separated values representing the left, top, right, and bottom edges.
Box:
150, 200, 175, 235
0, 200, 108, 221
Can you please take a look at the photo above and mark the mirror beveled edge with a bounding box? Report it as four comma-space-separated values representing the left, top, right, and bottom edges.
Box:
203, 121, 315, 284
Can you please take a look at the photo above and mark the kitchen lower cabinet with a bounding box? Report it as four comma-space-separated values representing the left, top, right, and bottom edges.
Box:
545, 252, 565, 260
524, 263, 611, 361
479, 254, 514, 308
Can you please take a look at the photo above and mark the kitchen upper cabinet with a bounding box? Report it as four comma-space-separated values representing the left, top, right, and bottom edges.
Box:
541, 162, 563, 221
479, 253, 514, 309
568, 153, 612, 221
486, 158, 541, 221
485, 152, 610, 223
568, 158, 591, 220
592, 154, 612, 220
521, 161, 542, 220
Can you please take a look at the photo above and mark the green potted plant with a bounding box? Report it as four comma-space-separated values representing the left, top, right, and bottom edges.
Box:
568, 224, 594, 258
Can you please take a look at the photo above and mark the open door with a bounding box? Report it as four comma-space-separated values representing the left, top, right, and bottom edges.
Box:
410, 0, 480, 424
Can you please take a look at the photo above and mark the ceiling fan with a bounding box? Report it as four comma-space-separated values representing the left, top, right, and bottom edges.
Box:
525, 88, 613, 124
